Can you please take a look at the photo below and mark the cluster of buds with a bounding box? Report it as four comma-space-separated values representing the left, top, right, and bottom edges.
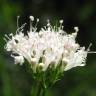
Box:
5, 16, 88, 85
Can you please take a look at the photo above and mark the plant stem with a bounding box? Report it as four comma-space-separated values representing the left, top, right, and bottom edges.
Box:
42, 88, 46, 96
36, 82, 42, 96
31, 81, 42, 96
36, 82, 47, 96
31, 80, 47, 96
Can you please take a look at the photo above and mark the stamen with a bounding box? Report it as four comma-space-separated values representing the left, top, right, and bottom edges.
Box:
17, 16, 20, 29
87, 43, 92, 51
5, 34, 10, 40
88, 51, 96, 53
47, 19, 52, 31
4, 38, 7, 42
30, 16, 34, 21
47, 19, 50, 27
16, 23, 26, 33
87, 43, 96, 53
34, 18, 39, 31
74, 27, 79, 32
59, 20, 63, 30
29, 16, 34, 31
59, 20, 63, 24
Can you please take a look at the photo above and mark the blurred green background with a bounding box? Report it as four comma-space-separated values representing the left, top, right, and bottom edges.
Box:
0, 0, 96, 96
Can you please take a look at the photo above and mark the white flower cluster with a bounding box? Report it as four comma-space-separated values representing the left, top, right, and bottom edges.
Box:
5, 16, 88, 72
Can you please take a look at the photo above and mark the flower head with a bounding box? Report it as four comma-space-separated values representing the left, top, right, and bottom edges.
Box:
5, 16, 88, 73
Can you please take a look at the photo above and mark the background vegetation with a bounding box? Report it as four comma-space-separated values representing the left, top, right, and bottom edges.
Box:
0, 0, 96, 96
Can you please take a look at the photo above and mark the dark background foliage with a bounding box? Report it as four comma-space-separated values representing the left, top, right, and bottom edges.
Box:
0, 0, 96, 96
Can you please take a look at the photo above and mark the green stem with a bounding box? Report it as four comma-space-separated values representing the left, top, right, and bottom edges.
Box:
42, 88, 46, 96
36, 82, 42, 96
36, 82, 47, 96
31, 79, 47, 96
31, 81, 42, 96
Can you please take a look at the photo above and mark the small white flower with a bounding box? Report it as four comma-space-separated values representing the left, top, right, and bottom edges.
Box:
11, 55, 24, 65
5, 16, 88, 73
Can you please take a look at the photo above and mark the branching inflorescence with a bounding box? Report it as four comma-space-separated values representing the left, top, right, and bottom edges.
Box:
5, 16, 89, 88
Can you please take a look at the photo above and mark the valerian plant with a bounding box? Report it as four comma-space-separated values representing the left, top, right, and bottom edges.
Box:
4, 16, 94, 96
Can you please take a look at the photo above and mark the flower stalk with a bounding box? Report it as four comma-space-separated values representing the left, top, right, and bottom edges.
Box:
31, 79, 47, 96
